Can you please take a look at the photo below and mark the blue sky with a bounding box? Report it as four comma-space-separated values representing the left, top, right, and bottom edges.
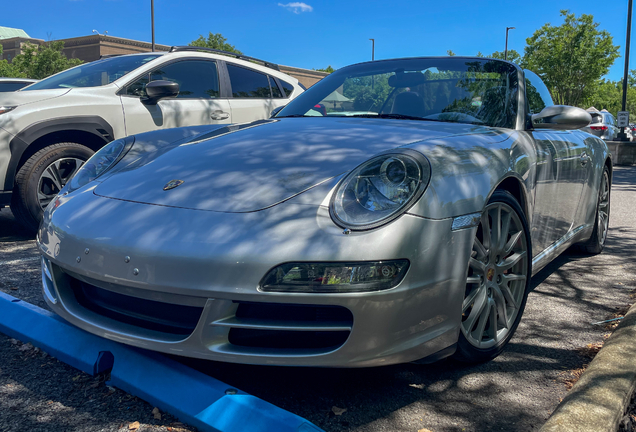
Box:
3, 0, 634, 80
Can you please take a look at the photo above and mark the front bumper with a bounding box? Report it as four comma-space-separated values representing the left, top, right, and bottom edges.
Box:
38, 187, 474, 367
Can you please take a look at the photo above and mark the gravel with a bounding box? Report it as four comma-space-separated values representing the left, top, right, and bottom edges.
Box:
1, 165, 636, 432
0, 334, 195, 432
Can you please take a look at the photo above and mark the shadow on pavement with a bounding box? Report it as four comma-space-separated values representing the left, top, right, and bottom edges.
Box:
0, 209, 34, 243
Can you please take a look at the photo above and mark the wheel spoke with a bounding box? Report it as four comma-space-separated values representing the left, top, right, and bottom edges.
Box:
481, 217, 492, 250
503, 231, 523, 255
499, 251, 527, 271
41, 166, 64, 192
466, 275, 481, 285
499, 282, 519, 310
62, 159, 84, 183
464, 289, 487, 331
493, 285, 511, 328
469, 257, 486, 274
489, 207, 502, 253
488, 299, 499, 340
499, 211, 511, 251
463, 286, 482, 312
473, 298, 493, 342
37, 191, 54, 207
473, 237, 488, 260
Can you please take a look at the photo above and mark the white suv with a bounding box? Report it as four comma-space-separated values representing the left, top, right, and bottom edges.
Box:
0, 47, 304, 230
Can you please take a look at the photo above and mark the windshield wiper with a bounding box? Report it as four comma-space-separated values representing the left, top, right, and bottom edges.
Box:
276, 114, 311, 118
350, 113, 443, 122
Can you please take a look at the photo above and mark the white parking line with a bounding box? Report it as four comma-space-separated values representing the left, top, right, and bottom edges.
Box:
0, 256, 40, 267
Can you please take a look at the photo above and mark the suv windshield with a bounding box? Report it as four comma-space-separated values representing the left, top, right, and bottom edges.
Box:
23, 54, 162, 91
277, 58, 519, 128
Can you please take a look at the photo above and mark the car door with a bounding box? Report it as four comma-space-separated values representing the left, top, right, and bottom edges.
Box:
524, 70, 586, 255
225, 64, 286, 122
120, 59, 232, 136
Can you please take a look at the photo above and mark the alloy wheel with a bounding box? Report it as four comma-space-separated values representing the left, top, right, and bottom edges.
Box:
461, 201, 529, 349
597, 170, 610, 246
37, 158, 85, 210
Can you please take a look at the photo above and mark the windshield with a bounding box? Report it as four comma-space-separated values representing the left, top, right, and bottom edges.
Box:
277, 58, 519, 128
23, 54, 162, 90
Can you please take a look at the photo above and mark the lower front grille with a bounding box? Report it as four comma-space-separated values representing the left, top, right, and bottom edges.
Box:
218, 302, 353, 351
229, 328, 350, 349
70, 278, 203, 336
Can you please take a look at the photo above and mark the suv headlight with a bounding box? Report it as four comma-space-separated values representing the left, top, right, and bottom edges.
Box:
0, 106, 16, 115
330, 151, 431, 230
66, 136, 135, 193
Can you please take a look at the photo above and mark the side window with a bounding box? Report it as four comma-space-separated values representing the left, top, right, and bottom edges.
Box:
227, 64, 272, 98
279, 80, 295, 98
524, 69, 554, 115
126, 60, 219, 99
269, 76, 283, 98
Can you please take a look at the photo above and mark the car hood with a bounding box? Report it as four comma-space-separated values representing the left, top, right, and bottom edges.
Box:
0, 88, 71, 107
94, 118, 501, 212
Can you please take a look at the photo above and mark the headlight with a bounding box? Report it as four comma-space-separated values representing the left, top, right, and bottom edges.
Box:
260, 260, 410, 293
0, 106, 16, 115
66, 136, 135, 193
330, 151, 430, 230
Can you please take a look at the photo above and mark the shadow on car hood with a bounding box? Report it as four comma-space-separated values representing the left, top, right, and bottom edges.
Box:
94, 118, 500, 212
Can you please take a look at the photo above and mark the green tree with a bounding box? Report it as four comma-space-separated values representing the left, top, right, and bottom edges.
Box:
314, 65, 335, 73
189, 32, 242, 54
0, 45, 24, 78
447, 50, 456, 56
522, 10, 619, 106
481, 50, 522, 64
584, 71, 636, 121
10, 41, 82, 79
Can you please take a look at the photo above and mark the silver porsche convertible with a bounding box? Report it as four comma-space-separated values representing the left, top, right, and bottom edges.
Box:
37, 57, 610, 367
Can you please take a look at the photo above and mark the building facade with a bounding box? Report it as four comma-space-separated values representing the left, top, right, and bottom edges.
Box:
1, 32, 328, 88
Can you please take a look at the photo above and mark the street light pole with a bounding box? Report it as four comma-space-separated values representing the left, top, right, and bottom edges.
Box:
151, 0, 155, 52
618, 0, 633, 141
505, 27, 515, 61
369, 38, 375, 61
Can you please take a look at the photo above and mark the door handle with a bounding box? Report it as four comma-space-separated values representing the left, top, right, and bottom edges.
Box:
211, 110, 229, 120
580, 152, 590, 166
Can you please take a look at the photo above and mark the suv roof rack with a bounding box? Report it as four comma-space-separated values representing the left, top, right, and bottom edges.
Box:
169, 46, 280, 71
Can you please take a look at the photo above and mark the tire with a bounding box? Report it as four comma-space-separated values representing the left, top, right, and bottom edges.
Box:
453, 190, 532, 363
579, 166, 611, 255
11, 143, 93, 232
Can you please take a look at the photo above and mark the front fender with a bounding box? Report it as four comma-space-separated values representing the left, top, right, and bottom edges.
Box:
406, 130, 536, 219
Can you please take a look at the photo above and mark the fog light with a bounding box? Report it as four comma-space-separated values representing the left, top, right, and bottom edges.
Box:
259, 260, 409, 293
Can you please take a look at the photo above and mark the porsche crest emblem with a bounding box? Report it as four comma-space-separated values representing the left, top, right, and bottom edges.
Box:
163, 179, 184, 191
486, 268, 495, 282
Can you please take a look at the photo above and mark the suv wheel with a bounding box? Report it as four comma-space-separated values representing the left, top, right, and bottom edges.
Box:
11, 143, 94, 232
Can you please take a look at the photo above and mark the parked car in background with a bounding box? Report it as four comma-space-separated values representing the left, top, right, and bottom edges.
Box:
585, 109, 619, 141
0, 47, 304, 231
0, 78, 38, 92
38, 57, 610, 367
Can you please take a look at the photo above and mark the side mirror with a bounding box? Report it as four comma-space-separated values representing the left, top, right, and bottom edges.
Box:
531, 105, 592, 130
270, 106, 285, 118
142, 80, 180, 105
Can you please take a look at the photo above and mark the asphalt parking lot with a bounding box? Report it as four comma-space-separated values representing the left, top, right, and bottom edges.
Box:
1, 165, 635, 432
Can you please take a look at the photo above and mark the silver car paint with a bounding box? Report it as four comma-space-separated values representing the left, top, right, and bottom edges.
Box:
39, 184, 472, 366
36, 62, 611, 367
37, 120, 609, 367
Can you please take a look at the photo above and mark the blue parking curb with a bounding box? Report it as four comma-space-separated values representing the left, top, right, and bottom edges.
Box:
0, 292, 323, 432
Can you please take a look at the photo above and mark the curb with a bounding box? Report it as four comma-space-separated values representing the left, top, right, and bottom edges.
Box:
540, 302, 636, 432
0, 291, 324, 432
